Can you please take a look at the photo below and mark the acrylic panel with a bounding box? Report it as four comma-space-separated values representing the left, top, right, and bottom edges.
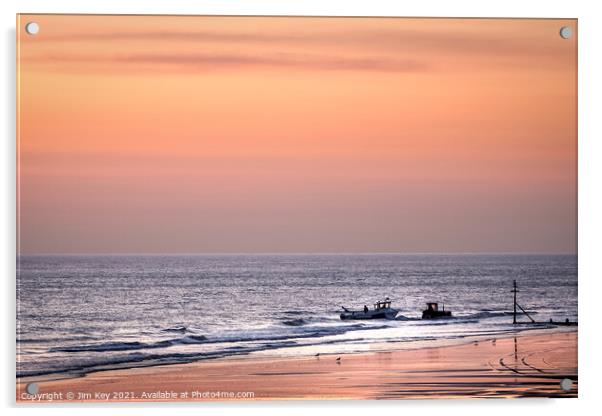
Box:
16, 14, 577, 402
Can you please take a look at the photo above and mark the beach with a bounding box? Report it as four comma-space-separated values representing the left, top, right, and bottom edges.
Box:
17, 329, 577, 402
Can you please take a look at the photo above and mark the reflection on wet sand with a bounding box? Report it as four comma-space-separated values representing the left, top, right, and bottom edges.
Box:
379, 333, 577, 399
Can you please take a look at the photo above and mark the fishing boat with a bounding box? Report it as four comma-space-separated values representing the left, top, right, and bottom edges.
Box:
421, 302, 452, 319
340, 298, 398, 320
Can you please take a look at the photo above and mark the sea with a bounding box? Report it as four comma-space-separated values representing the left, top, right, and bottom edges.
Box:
16, 254, 578, 379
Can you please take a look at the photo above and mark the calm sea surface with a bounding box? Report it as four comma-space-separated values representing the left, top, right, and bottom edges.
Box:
16, 254, 577, 378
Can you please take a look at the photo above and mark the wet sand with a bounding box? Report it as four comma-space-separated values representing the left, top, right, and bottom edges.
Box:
17, 330, 577, 402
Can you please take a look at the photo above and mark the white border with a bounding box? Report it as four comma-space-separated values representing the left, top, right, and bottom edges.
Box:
2, 1, 601, 415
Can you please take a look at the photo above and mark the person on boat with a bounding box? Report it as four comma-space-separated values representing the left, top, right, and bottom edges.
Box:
364, 305, 369, 313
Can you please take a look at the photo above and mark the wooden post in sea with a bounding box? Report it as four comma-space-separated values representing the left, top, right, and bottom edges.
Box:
511, 280, 536, 324
511, 280, 518, 324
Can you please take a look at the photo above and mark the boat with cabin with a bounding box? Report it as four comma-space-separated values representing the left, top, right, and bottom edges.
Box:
340, 298, 399, 320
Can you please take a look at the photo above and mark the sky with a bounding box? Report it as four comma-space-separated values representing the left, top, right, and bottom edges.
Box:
17, 15, 577, 254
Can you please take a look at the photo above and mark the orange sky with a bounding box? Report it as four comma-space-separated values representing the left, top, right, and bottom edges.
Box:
17, 15, 577, 254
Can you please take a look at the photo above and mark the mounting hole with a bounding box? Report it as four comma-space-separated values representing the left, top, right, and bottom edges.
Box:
559, 26, 572, 39
25, 22, 39, 35
25, 383, 39, 395
560, 378, 573, 391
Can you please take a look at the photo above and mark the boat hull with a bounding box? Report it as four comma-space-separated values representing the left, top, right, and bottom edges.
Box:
340, 308, 398, 320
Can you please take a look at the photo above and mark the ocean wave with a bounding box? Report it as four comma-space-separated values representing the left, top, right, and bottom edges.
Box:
464, 311, 513, 319
161, 325, 188, 333
393, 314, 420, 321
18, 335, 98, 344
22, 332, 398, 379
39, 311, 525, 355
468, 310, 537, 319
47, 323, 387, 354
20, 339, 307, 378
50, 340, 173, 353
282, 310, 309, 316
281, 319, 307, 326
178, 335, 208, 343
